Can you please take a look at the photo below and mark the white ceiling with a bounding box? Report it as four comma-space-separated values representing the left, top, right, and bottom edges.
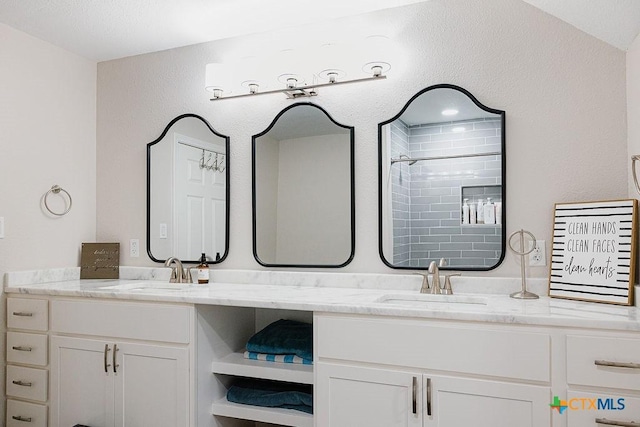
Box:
522, 0, 640, 51
0, 0, 639, 62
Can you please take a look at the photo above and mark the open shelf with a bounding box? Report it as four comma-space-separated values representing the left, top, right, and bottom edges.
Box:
212, 352, 313, 384
212, 397, 313, 427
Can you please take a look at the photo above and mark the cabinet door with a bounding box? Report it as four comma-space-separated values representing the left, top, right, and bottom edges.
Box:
316, 362, 422, 427
50, 336, 115, 427
424, 375, 550, 427
114, 342, 190, 427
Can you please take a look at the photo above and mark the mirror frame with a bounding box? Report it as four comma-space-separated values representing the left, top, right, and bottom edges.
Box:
252, 102, 356, 268
378, 84, 506, 271
146, 113, 230, 264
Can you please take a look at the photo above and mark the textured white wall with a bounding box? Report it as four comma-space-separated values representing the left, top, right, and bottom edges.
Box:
0, 24, 97, 275
97, 0, 627, 278
0, 22, 96, 419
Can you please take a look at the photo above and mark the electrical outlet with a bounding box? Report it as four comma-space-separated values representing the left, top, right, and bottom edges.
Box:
528, 239, 546, 266
130, 239, 140, 258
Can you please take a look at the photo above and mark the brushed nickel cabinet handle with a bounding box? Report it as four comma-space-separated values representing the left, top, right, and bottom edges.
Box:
113, 344, 119, 373
426, 377, 432, 416
595, 360, 640, 369
412, 376, 417, 414
12, 312, 33, 317
11, 415, 32, 422
596, 418, 640, 426
12, 380, 33, 387
104, 344, 111, 373
12, 346, 32, 352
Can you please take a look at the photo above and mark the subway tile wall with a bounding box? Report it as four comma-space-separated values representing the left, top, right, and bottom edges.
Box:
390, 117, 503, 268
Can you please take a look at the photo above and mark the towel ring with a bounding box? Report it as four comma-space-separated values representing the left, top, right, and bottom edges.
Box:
632, 155, 640, 195
44, 185, 72, 216
507, 229, 539, 300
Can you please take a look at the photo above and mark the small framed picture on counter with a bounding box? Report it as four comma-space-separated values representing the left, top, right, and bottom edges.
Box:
548, 199, 637, 305
80, 242, 120, 279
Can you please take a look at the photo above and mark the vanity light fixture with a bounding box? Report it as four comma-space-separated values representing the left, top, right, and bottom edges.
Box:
206, 36, 392, 101
441, 109, 459, 116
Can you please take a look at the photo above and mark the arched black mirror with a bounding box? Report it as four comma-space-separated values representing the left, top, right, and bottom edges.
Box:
379, 84, 505, 270
147, 114, 230, 264
252, 103, 355, 267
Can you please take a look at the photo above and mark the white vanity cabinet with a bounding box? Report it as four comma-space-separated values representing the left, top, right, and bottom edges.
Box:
565, 334, 640, 427
48, 299, 193, 427
6, 297, 50, 427
315, 314, 552, 427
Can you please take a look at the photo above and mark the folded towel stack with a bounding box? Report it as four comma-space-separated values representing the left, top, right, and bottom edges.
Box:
244, 319, 313, 364
227, 378, 313, 414
226, 319, 314, 414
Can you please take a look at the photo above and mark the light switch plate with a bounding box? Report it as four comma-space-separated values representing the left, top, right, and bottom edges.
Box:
0, 217, 4, 238
159, 223, 167, 239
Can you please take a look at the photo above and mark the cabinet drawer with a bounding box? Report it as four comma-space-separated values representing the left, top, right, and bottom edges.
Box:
7, 298, 48, 331
567, 390, 640, 426
6, 365, 48, 402
317, 315, 550, 382
567, 335, 640, 391
6, 399, 47, 427
7, 332, 48, 366
51, 299, 192, 343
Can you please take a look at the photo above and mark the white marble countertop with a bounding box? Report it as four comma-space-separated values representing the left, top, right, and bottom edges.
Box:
4, 267, 640, 332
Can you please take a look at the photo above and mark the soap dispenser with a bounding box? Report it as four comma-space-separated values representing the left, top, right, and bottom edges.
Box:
484, 198, 496, 225
197, 253, 209, 284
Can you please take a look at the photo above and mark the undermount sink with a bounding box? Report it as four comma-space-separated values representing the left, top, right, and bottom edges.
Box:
377, 293, 488, 306
97, 282, 195, 291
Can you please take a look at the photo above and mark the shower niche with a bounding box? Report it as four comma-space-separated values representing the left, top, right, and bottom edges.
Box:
378, 84, 505, 270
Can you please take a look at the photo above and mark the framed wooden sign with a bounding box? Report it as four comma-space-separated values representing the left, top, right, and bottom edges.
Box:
80, 243, 120, 279
549, 199, 637, 305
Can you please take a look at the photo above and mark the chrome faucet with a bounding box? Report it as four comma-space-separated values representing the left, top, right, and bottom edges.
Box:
428, 261, 442, 294
427, 258, 449, 294
164, 257, 191, 283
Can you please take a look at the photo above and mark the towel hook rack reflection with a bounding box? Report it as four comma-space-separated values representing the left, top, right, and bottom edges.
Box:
44, 185, 72, 216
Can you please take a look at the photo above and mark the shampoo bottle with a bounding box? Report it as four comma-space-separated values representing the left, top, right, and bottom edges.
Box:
495, 201, 502, 225
477, 198, 484, 224
197, 253, 209, 284
484, 198, 496, 225
462, 199, 470, 225
470, 201, 477, 224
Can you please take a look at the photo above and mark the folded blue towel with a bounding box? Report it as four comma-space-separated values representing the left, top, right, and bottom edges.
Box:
244, 350, 313, 365
227, 379, 313, 414
246, 319, 313, 361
